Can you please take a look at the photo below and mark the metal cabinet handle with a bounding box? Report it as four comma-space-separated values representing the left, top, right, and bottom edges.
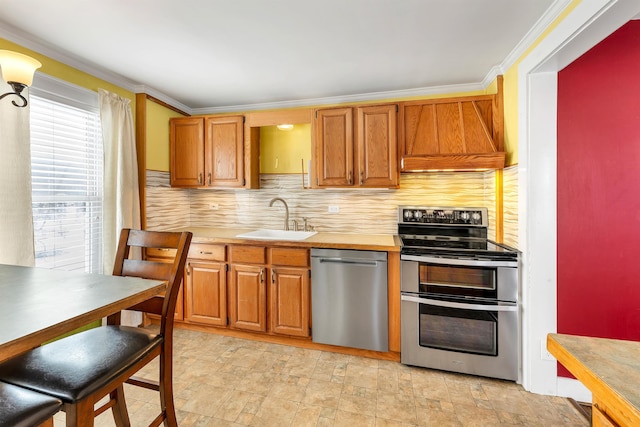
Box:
359, 170, 363, 185
199, 251, 213, 255
271, 268, 275, 284
208, 172, 212, 185
348, 170, 352, 184
198, 173, 203, 184
260, 268, 264, 283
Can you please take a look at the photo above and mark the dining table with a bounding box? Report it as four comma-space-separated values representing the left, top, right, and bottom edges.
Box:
0, 263, 166, 364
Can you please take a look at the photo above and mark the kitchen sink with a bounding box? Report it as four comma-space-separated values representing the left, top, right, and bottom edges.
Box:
235, 229, 317, 241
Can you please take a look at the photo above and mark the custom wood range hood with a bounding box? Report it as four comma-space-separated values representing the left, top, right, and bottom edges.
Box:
399, 75, 505, 171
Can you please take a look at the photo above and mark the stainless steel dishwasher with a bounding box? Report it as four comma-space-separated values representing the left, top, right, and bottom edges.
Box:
311, 248, 388, 352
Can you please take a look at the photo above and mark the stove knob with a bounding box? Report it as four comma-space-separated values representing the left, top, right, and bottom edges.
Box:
404, 210, 413, 220
472, 212, 481, 222
460, 212, 470, 221
414, 210, 423, 220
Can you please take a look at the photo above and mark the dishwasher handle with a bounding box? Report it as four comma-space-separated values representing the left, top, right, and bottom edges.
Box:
316, 257, 382, 267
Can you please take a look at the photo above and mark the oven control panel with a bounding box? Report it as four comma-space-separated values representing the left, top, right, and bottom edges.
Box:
398, 206, 488, 226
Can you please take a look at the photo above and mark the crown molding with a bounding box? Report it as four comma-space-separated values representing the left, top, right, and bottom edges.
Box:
191, 81, 486, 115
1, 1, 575, 114
133, 85, 192, 115
499, 0, 573, 76
0, 21, 189, 113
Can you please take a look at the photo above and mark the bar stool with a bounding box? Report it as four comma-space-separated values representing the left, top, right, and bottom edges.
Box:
0, 381, 62, 427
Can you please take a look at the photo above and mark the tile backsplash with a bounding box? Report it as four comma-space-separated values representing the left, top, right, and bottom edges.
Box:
146, 168, 519, 247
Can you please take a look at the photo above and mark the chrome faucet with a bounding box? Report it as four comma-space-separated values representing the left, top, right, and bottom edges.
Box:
269, 197, 289, 230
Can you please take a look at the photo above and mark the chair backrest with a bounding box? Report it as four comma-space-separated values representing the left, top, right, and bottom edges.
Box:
111, 229, 192, 334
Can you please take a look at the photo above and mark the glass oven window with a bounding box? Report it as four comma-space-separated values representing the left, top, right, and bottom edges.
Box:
419, 264, 496, 296
419, 304, 497, 356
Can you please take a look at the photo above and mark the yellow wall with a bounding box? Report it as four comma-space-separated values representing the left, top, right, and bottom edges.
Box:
146, 100, 184, 171
502, 0, 582, 166
260, 124, 312, 174
0, 38, 134, 103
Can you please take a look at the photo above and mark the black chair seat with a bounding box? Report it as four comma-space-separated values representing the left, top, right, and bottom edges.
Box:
0, 326, 162, 403
0, 381, 62, 427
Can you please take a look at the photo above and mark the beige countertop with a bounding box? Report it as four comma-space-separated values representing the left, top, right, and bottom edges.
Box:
173, 226, 401, 252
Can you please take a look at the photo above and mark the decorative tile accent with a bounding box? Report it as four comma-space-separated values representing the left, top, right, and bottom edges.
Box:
146, 171, 501, 237
145, 170, 190, 231
502, 165, 519, 249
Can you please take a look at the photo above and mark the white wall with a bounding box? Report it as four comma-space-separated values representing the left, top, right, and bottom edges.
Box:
519, 0, 640, 399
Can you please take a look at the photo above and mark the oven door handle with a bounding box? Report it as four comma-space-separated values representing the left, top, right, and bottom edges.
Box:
400, 254, 518, 268
401, 294, 518, 312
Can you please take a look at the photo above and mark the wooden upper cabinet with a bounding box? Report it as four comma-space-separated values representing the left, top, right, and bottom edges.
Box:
314, 104, 398, 188
315, 108, 353, 187
205, 116, 244, 188
356, 104, 398, 187
169, 115, 244, 188
170, 117, 205, 187
400, 75, 506, 171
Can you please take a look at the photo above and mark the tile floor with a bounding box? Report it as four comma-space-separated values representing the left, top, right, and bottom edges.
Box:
53, 327, 588, 426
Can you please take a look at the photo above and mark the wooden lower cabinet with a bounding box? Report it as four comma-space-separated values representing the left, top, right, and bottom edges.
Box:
184, 260, 227, 326
227, 245, 310, 337
228, 263, 267, 332
270, 266, 310, 337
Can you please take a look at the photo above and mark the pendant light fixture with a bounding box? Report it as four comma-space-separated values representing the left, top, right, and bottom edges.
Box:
0, 50, 42, 108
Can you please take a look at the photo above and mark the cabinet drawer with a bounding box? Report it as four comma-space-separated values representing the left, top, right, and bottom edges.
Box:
229, 245, 266, 264
146, 247, 177, 259
269, 247, 309, 267
189, 243, 226, 261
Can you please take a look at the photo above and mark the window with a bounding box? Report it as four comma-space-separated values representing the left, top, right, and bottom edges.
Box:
29, 75, 103, 273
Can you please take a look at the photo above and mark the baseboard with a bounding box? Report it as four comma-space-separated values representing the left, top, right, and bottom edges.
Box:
557, 376, 592, 402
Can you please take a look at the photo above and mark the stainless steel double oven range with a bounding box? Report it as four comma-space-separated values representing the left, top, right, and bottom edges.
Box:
399, 206, 520, 381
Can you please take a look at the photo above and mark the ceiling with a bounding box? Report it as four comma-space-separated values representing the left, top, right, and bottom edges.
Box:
0, 0, 559, 113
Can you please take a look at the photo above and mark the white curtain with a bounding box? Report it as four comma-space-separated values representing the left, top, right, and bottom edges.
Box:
0, 80, 35, 266
99, 89, 141, 325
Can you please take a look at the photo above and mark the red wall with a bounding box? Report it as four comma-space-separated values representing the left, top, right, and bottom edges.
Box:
557, 20, 640, 376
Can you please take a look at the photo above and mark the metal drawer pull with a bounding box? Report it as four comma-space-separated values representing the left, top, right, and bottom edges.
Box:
199, 251, 213, 255
401, 294, 518, 312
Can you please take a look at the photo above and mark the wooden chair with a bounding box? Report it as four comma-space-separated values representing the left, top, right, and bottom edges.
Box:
0, 381, 62, 427
0, 229, 192, 427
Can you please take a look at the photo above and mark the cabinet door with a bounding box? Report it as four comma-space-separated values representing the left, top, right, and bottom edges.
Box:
170, 117, 205, 187
185, 261, 227, 326
270, 267, 310, 337
315, 108, 353, 187
205, 116, 244, 188
228, 264, 267, 332
356, 104, 398, 188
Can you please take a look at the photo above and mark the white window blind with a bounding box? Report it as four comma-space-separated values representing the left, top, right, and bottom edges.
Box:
30, 91, 103, 273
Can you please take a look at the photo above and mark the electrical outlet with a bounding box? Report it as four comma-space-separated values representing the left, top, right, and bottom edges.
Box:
209, 203, 219, 210
328, 205, 340, 213
541, 338, 555, 361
